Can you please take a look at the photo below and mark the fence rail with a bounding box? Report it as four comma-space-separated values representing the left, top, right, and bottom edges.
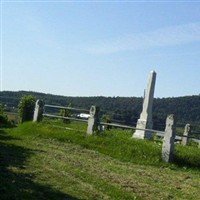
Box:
100, 122, 165, 134
43, 114, 88, 123
44, 104, 89, 113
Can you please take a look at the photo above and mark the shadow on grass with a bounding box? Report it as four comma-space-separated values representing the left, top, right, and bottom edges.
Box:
0, 130, 79, 200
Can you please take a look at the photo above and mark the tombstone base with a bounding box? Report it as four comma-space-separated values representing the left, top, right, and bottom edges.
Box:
132, 119, 153, 140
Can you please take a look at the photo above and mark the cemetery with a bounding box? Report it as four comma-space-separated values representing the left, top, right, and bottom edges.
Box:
1, 1, 200, 199
0, 71, 200, 199
33, 71, 200, 162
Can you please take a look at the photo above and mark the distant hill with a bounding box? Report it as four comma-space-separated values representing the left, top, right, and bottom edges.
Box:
1, 91, 200, 131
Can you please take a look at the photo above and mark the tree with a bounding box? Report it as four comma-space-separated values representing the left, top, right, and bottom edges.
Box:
102, 114, 112, 130
0, 104, 9, 127
18, 95, 36, 123
59, 103, 71, 123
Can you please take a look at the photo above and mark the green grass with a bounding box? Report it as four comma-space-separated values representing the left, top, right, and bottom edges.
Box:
0, 120, 200, 200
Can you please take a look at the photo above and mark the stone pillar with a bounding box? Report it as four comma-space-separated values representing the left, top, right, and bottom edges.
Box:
162, 114, 176, 163
33, 100, 44, 122
87, 106, 100, 135
133, 71, 156, 139
182, 124, 191, 146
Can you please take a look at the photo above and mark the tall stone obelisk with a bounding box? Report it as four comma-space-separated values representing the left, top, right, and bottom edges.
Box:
133, 71, 156, 140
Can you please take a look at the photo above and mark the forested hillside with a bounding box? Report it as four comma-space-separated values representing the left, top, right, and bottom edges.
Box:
1, 91, 200, 131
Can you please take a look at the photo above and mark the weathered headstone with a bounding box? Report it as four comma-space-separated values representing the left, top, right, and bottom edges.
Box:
87, 106, 100, 135
162, 114, 176, 163
133, 70, 156, 139
182, 124, 191, 146
33, 100, 44, 122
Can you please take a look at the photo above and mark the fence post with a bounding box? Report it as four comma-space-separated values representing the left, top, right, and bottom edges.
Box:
87, 106, 100, 135
162, 114, 176, 163
181, 124, 191, 146
33, 100, 44, 122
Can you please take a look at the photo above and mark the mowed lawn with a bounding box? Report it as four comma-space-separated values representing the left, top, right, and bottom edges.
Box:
0, 121, 200, 200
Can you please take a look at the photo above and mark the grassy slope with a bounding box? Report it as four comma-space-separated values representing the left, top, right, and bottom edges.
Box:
0, 121, 200, 200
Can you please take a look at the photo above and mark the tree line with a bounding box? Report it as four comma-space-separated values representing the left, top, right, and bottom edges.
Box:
1, 91, 200, 131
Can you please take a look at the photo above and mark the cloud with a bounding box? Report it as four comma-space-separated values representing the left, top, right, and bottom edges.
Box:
84, 22, 200, 54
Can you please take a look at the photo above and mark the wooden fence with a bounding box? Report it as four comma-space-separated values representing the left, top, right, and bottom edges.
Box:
33, 101, 199, 142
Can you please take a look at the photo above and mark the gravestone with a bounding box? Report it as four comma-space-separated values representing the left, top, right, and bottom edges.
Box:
162, 114, 176, 163
33, 100, 44, 122
182, 124, 191, 146
87, 106, 100, 135
133, 71, 156, 139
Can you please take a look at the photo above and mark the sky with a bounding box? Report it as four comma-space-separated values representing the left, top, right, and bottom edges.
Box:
1, 0, 200, 98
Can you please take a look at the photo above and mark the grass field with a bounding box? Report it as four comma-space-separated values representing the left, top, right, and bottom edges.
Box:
0, 120, 200, 200
6, 112, 19, 124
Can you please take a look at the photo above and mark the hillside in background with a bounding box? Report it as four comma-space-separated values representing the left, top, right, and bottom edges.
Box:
1, 91, 200, 132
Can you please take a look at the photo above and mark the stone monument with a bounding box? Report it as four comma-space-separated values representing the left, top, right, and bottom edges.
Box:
133, 70, 156, 139
182, 124, 191, 146
162, 114, 176, 163
33, 99, 44, 122
87, 106, 100, 135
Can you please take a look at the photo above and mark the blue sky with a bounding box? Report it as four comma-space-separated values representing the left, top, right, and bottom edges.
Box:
1, 1, 200, 97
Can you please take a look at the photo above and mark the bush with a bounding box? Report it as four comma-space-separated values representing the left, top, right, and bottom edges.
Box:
0, 104, 12, 127
18, 95, 36, 123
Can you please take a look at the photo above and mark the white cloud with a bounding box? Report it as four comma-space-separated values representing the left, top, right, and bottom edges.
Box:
84, 22, 200, 54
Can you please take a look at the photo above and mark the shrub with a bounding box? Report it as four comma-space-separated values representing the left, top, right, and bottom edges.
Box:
18, 95, 36, 123
0, 104, 12, 127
